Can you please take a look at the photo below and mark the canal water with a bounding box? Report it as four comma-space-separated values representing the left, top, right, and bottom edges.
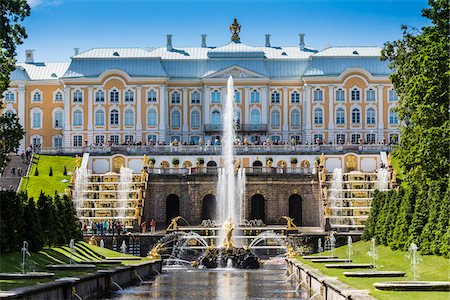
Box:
110, 262, 305, 299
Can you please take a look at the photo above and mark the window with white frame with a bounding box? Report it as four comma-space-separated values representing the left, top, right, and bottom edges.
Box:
124, 109, 134, 126
389, 89, 398, 101
147, 134, 157, 144
366, 108, 376, 125
110, 135, 120, 145
147, 89, 157, 102
73, 109, 83, 126
124, 135, 134, 143
234, 109, 241, 128
250, 90, 260, 103
211, 90, 221, 103
110, 109, 119, 125
234, 90, 241, 103
313, 134, 323, 144
32, 91, 42, 102
313, 89, 323, 101
54, 111, 63, 128
335, 88, 345, 101
73, 90, 83, 103
351, 108, 361, 124
390, 133, 399, 144
351, 88, 361, 101
32, 136, 42, 147
32, 110, 41, 129
291, 109, 300, 127
270, 135, 281, 142
190, 136, 200, 145
147, 109, 157, 126
53, 136, 63, 148
336, 134, 346, 144
270, 110, 280, 127
351, 133, 361, 144
171, 110, 181, 128
314, 108, 323, 124
95, 110, 105, 126
366, 88, 376, 101
5, 91, 15, 102
110, 89, 119, 103
54, 91, 63, 102
250, 109, 260, 125
389, 110, 399, 124
271, 91, 280, 104
291, 91, 300, 103
211, 110, 221, 125
95, 135, 105, 145
191, 91, 200, 104
73, 135, 83, 147
336, 108, 345, 125
191, 110, 200, 128
95, 90, 105, 102
124, 89, 134, 102
3, 110, 14, 117
366, 133, 376, 144
171, 91, 181, 104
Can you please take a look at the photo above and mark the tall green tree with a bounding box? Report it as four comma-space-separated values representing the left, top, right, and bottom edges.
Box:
36, 193, 57, 246
390, 187, 417, 250
0, 113, 25, 167
62, 195, 83, 241
381, 0, 450, 183
23, 197, 44, 252
362, 190, 381, 240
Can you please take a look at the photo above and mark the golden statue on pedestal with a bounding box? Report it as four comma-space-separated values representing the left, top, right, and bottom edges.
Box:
88, 235, 97, 246
285, 245, 298, 258
142, 154, 148, 169
234, 159, 241, 173
319, 153, 325, 167
75, 154, 81, 168
229, 18, 241, 42
166, 216, 182, 231
147, 244, 162, 259
282, 216, 298, 230
222, 217, 235, 249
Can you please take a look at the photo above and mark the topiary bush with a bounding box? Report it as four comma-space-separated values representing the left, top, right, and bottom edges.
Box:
49, 167, 53, 176
34, 167, 39, 176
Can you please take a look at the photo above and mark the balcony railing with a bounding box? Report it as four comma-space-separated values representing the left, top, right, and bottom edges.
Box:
146, 166, 314, 176
203, 124, 268, 133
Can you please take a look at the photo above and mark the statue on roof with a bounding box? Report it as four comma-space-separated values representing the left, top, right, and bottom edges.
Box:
230, 18, 241, 43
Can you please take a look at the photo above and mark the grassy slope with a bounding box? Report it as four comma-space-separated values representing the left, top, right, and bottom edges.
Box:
20, 155, 76, 199
296, 241, 449, 300
0, 242, 150, 291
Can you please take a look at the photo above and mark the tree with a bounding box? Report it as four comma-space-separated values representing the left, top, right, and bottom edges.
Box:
53, 194, 67, 245
390, 186, 417, 250
23, 197, 43, 252
381, 0, 450, 183
419, 180, 444, 254
0, 113, 24, 170
37, 193, 56, 246
408, 183, 429, 246
362, 190, 381, 240
62, 195, 82, 241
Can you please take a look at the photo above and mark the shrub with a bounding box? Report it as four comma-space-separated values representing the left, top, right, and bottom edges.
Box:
148, 158, 156, 165
266, 157, 273, 163
63, 166, 67, 176
49, 167, 53, 176
34, 167, 39, 176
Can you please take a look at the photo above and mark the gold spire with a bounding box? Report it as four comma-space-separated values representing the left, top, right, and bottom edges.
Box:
229, 18, 241, 43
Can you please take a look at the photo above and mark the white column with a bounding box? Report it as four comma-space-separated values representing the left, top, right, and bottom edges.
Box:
159, 84, 167, 143
328, 85, 334, 143
282, 87, 289, 140
16, 84, 26, 150
261, 87, 268, 125
244, 87, 250, 126
63, 86, 71, 147
377, 85, 384, 141
203, 87, 210, 125
303, 85, 311, 142
182, 88, 188, 141
136, 86, 142, 143
87, 86, 93, 143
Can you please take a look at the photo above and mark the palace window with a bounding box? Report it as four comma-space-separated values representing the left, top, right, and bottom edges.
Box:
191, 110, 200, 128
335, 89, 345, 102
3, 110, 14, 117
147, 89, 157, 102
54, 91, 63, 102
171, 91, 181, 104
53, 136, 63, 148
389, 110, 399, 124
351, 88, 361, 101
271, 91, 280, 104
124, 109, 134, 126
110, 89, 119, 103
124, 135, 134, 144
32, 136, 42, 147
191, 91, 200, 104
234, 109, 241, 128
313, 134, 323, 144
147, 135, 157, 144
170, 110, 181, 128
211, 110, 221, 125
351, 108, 361, 124
211, 90, 221, 103
291, 109, 300, 127
234, 90, 241, 103
271, 135, 281, 143
73, 135, 83, 147
190, 136, 200, 145
73, 110, 83, 126
95, 90, 105, 102
54, 111, 63, 128
95, 110, 105, 126
4, 91, 15, 102
270, 109, 280, 127
250, 90, 260, 103
250, 109, 260, 125
389, 89, 398, 101
389, 134, 399, 144
95, 135, 105, 145
336, 108, 345, 125
32, 110, 41, 129
351, 133, 361, 144
366, 88, 376, 101
291, 91, 300, 103
110, 135, 120, 145
336, 134, 346, 144
314, 108, 323, 124
366, 133, 376, 144
366, 108, 376, 125
147, 109, 157, 126
313, 89, 323, 101
110, 109, 119, 125
124, 90, 134, 102
32, 91, 42, 102
73, 90, 83, 103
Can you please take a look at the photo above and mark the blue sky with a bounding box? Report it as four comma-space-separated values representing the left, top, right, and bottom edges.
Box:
19, 0, 430, 62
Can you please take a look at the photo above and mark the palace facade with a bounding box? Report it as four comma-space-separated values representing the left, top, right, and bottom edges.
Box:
2, 23, 400, 151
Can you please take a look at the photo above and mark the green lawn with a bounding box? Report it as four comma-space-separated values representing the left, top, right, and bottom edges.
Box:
296, 241, 449, 300
20, 155, 77, 199
0, 242, 151, 291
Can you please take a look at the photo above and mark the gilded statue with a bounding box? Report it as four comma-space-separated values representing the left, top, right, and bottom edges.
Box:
233, 159, 241, 173
222, 217, 235, 249
166, 216, 182, 231
345, 155, 357, 172
88, 235, 97, 246
392, 169, 397, 183
387, 152, 393, 166
282, 216, 297, 230
285, 245, 298, 258
142, 154, 148, 168
319, 153, 325, 167
229, 18, 241, 42
141, 169, 147, 182
75, 154, 81, 168
137, 187, 143, 200
147, 244, 162, 259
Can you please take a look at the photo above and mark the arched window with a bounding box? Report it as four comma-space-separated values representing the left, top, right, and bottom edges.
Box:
389, 110, 399, 124
291, 109, 300, 127
73, 90, 83, 103
336, 108, 345, 125
191, 110, 200, 128
366, 108, 376, 124
171, 91, 181, 104
110, 89, 119, 103
73, 109, 83, 126
31, 110, 41, 129
32, 91, 41, 102
211, 90, 221, 103
147, 89, 157, 102
271, 91, 280, 104
110, 109, 119, 125
4, 91, 15, 102
250, 109, 260, 125
313, 89, 323, 101
54, 110, 63, 128
54, 91, 63, 102
250, 90, 260, 103
171, 110, 181, 128
95, 90, 105, 102
95, 110, 105, 126
335, 88, 345, 101
124, 109, 134, 126
351, 88, 361, 101
124, 90, 134, 102
366, 88, 376, 101
291, 91, 300, 103
211, 110, 221, 125
314, 108, 323, 124
191, 91, 200, 104
270, 110, 280, 127
147, 109, 157, 126
234, 90, 241, 103
351, 108, 361, 124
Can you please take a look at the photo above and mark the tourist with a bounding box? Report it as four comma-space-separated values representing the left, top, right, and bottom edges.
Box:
17, 166, 23, 177
141, 221, 146, 233
150, 219, 156, 234
10, 167, 15, 177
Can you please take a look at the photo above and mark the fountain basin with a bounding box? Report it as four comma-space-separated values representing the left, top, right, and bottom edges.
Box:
195, 247, 259, 269
46, 264, 96, 270
374, 281, 450, 291
325, 263, 373, 269
311, 259, 351, 263
302, 255, 338, 260
344, 271, 406, 277
79, 260, 122, 264
0, 272, 55, 279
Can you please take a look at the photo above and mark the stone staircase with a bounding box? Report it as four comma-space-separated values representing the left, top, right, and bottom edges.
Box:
0, 154, 31, 192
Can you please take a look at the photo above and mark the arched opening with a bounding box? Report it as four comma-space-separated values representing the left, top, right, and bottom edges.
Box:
166, 194, 180, 225
288, 194, 302, 226
206, 160, 217, 174
201, 194, 216, 221
250, 194, 265, 223
252, 160, 263, 173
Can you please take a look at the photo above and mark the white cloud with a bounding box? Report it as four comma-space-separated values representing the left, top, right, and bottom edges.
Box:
27, 0, 63, 8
